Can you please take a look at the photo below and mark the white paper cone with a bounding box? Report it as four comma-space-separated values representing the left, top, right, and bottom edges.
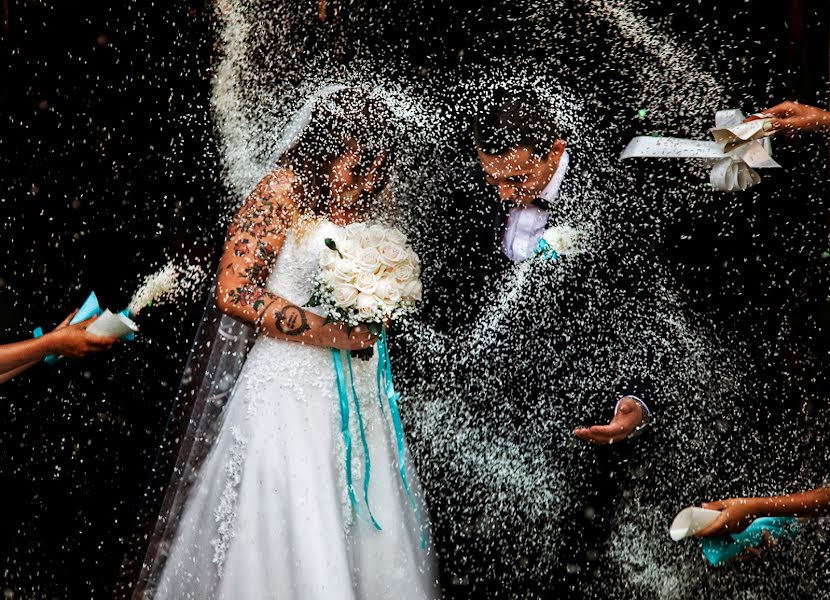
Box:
86, 309, 139, 338
669, 507, 721, 541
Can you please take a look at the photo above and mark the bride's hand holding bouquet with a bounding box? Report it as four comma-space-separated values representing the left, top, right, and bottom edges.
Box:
306, 222, 422, 359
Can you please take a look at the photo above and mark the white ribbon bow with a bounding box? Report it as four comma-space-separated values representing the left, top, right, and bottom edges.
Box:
619, 109, 781, 192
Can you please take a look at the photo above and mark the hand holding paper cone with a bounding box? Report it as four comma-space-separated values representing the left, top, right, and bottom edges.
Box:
620, 109, 781, 192
669, 506, 721, 541
47, 315, 119, 358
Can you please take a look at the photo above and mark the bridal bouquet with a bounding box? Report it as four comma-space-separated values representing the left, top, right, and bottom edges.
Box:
307, 222, 422, 357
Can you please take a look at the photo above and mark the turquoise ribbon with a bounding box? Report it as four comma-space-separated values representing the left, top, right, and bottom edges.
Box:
378, 328, 427, 549
331, 328, 427, 549
699, 517, 799, 565
535, 238, 560, 261
332, 349, 361, 517
346, 352, 382, 530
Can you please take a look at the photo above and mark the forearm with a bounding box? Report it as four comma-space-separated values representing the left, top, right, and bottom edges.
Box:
0, 336, 57, 373
216, 282, 329, 346
0, 360, 39, 384
751, 487, 830, 519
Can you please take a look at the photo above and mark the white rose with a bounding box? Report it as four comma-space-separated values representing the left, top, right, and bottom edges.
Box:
366, 224, 388, 246
320, 268, 338, 287
386, 228, 407, 245
375, 276, 402, 305
392, 261, 415, 283
332, 283, 359, 308
334, 258, 357, 283
338, 239, 359, 259
356, 292, 378, 321
402, 279, 423, 302
378, 242, 407, 266
354, 270, 379, 294
405, 249, 421, 272
355, 247, 383, 273
347, 223, 368, 237
320, 249, 337, 269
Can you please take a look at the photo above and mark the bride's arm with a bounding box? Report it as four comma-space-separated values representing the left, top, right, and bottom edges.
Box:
216, 172, 376, 351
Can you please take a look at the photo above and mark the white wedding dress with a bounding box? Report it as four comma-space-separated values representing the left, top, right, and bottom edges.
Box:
152, 220, 440, 599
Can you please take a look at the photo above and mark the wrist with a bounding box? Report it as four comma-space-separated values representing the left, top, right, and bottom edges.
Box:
748, 496, 776, 517
41, 329, 64, 354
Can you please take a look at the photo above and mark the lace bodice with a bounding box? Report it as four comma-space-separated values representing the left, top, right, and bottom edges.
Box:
265, 220, 339, 305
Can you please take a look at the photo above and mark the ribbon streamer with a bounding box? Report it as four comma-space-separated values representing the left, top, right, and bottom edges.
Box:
331, 328, 427, 549
378, 327, 427, 549
332, 349, 362, 518
346, 352, 382, 530
620, 109, 781, 192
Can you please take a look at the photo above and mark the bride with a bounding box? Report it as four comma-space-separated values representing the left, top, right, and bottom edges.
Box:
143, 87, 439, 599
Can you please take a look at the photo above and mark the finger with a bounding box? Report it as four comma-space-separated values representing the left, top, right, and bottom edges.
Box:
88, 341, 116, 351
694, 515, 729, 538
86, 334, 118, 346
588, 423, 628, 437
573, 428, 613, 444
73, 315, 99, 328
701, 501, 726, 510
59, 309, 79, 327
763, 102, 797, 118
762, 529, 778, 548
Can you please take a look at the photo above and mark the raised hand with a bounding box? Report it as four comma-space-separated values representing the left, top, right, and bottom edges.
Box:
747, 101, 830, 135
573, 396, 644, 445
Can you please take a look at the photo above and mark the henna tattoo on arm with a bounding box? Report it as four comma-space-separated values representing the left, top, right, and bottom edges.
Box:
275, 304, 310, 336
228, 284, 276, 312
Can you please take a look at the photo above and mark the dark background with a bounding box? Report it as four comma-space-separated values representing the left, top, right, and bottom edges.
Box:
1, 0, 828, 598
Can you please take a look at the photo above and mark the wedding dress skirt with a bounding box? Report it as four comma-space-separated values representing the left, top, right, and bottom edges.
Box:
152, 222, 439, 599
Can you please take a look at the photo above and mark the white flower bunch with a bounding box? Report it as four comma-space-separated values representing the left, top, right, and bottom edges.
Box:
538, 225, 585, 258
308, 223, 422, 333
